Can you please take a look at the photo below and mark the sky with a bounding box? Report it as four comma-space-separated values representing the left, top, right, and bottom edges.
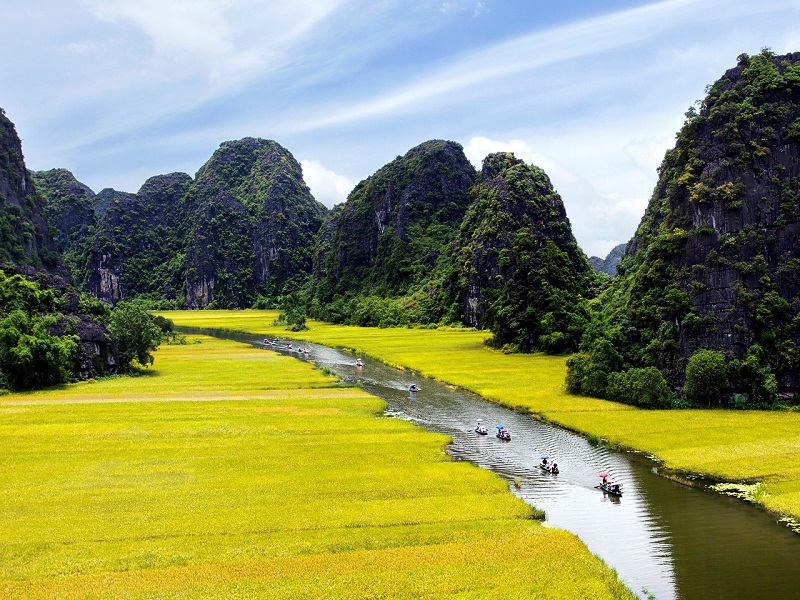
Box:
2, 0, 799, 257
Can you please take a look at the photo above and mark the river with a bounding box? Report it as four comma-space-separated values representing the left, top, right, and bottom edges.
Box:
182, 328, 800, 600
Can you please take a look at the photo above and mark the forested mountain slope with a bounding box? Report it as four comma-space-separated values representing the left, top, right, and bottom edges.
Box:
570, 49, 800, 405
0, 109, 116, 386
450, 152, 595, 352
312, 140, 475, 304
184, 138, 326, 308
0, 110, 63, 275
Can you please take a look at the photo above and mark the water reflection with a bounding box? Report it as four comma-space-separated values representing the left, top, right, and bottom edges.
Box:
182, 329, 800, 600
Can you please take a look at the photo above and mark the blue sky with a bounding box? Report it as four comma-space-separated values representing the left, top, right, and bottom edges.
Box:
2, 0, 799, 257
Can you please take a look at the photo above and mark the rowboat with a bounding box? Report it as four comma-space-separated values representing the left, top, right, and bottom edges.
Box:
496, 426, 511, 441
596, 474, 623, 496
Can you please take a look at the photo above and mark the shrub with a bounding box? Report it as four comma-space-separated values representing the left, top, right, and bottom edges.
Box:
607, 367, 673, 408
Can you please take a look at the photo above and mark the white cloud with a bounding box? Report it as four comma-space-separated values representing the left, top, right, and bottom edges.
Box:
84, 0, 354, 84
301, 159, 354, 208
291, 0, 721, 131
440, 1, 486, 17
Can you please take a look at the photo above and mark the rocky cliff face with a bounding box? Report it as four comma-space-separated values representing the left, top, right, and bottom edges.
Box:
451, 152, 594, 352
85, 173, 192, 305
184, 138, 326, 308
31, 168, 97, 283
0, 108, 117, 379
312, 140, 475, 301
0, 110, 63, 275
583, 50, 800, 396
589, 243, 626, 276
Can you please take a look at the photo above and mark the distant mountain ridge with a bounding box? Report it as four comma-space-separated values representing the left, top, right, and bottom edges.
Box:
588, 243, 626, 276
34, 138, 327, 309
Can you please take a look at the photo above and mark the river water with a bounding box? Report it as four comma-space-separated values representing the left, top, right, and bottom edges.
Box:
183, 328, 800, 600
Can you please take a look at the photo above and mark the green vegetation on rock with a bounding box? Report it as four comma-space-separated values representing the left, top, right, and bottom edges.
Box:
450, 152, 595, 352
568, 49, 800, 407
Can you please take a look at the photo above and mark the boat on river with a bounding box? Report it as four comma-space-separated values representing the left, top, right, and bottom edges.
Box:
496, 425, 511, 441
539, 455, 558, 474
355, 358, 363, 367
408, 383, 420, 393
597, 474, 623, 496
475, 419, 488, 435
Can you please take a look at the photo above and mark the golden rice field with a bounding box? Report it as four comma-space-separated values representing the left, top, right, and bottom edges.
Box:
160, 310, 800, 522
0, 335, 632, 599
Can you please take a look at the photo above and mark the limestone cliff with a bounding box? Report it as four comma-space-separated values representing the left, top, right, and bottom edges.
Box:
575, 49, 800, 400
451, 152, 594, 352
312, 140, 475, 302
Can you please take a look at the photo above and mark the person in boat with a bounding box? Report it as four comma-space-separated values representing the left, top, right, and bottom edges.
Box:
541, 457, 548, 468
602, 475, 608, 486
550, 461, 558, 473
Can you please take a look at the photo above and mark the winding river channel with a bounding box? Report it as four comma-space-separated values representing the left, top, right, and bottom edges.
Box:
183, 328, 800, 600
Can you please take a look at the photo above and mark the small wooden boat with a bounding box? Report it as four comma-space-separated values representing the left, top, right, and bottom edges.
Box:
355, 358, 363, 367
475, 419, 488, 435
408, 384, 420, 393
496, 426, 511, 441
596, 475, 623, 496
540, 463, 559, 474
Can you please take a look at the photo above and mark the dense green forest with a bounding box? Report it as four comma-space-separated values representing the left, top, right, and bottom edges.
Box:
5, 49, 800, 405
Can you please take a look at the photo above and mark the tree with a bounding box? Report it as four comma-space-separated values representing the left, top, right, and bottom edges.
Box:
607, 367, 672, 408
0, 311, 78, 390
684, 349, 728, 406
107, 302, 162, 371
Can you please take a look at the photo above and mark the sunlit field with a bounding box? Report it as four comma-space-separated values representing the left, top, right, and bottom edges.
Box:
0, 335, 632, 599
160, 310, 800, 522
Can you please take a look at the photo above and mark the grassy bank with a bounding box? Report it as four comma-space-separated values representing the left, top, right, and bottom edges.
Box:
0, 335, 632, 598
159, 310, 800, 524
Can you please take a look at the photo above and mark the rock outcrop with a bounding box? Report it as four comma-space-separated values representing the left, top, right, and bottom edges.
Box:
312, 140, 475, 301
575, 50, 800, 399
451, 152, 594, 352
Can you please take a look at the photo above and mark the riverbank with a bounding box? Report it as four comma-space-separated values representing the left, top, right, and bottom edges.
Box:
158, 310, 800, 527
0, 334, 632, 598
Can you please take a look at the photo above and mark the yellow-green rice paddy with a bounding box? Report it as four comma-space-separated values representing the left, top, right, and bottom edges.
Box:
0, 335, 632, 598
159, 310, 800, 523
